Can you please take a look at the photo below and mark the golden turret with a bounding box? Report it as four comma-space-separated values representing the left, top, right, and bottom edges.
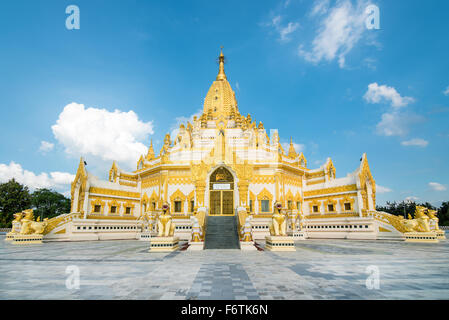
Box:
288, 137, 298, 159
146, 140, 155, 160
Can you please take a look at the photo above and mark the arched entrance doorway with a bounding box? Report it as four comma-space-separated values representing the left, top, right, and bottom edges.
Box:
209, 167, 234, 215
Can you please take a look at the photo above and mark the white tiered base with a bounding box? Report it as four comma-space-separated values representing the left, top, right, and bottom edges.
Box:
265, 236, 296, 251
149, 236, 179, 252
240, 241, 257, 251
12, 234, 44, 244
405, 232, 438, 243
436, 230, 446, 240
187, 241, 204, 251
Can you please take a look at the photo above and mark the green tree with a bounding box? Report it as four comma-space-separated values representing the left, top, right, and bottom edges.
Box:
438, 202, 449, 226
31, 188, 71, 220
376, 201, 417, 218
0, 179, 32, 227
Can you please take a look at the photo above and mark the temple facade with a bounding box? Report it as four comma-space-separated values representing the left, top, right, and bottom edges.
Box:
32, 49, 441, 244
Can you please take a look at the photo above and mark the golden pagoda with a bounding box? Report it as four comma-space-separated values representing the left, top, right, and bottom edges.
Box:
15, 48, 440, 245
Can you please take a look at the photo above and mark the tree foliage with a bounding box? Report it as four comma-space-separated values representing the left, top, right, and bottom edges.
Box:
0, 179, 70, 228
31, 188, 71, 221
0, 179, 32, 227
438, 202, 449, 226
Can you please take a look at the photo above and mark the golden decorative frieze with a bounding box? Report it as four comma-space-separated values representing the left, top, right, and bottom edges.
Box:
303, 192, 358, 202
305, 171, 325, 179
304, 184, 357, 197
168, 176, 192, 185
306, 179, 325, 186
120, 173, 138, 181
119, 180, 138, 187
305, 213, 359, 219
89, 187, 140, 199
86, 215, 138, 220
283, 174, 302, 187
252, 175, 276, 184
141, 177, 160, 189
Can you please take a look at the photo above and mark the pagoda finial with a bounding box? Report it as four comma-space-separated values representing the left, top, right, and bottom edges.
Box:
146, 139, 155, 160
216, 46, 227, 81
288, 137, 298, 159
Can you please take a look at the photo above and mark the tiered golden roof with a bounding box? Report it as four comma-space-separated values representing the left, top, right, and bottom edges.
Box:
201, 48, 241, 121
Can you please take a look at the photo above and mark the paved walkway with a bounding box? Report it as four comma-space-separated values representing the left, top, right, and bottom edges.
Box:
1, 234, 448, 300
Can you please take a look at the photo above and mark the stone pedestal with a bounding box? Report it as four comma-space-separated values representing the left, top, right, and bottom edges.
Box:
138, 232, 151, 241
265, 235, 296, 251
149, 236, 179, 252
12, 234, 44, 244
288, 231, 308, 240
240, 241, 257, 251
405, 232, 438, 243
187, 241, 204, 251
436, 230, 446, 240
5, 232, 15, 241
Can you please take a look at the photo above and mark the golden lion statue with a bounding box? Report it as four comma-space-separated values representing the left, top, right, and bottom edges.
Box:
269, 202, 287, 236
157, 202, 175, 237
11, 212, 24, 233
19, 209, 48, 235
427, 209, 440, 231
400, 206, 431, 233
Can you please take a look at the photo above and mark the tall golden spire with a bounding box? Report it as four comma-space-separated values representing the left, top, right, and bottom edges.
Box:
202, 47, 239, 118
216, 46, 227, 81
146, 139, 155, 160
288, 137, 298, 159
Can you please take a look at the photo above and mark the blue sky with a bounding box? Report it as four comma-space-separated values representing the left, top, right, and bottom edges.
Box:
0, 0, 448, 205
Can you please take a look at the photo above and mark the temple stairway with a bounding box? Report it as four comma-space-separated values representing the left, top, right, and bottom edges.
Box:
204, 216, 240, 249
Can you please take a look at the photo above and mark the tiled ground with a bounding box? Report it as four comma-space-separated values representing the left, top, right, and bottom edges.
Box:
1, 234, 448, 300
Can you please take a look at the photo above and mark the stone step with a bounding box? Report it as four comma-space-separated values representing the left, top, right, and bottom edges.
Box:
204, 216, 240, 250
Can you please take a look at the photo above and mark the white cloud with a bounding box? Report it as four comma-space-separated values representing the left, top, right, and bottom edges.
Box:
429, 182, 447, 191
39, 141, 54, 153
279, 22, 300, 42
299, 0, 371, 68
52, 103, 154, 169
376, 185, 392, 194
405, 196, 419, 202
310, 0, 330, 16
268, 15, 300, 43
401, 138, 429, 147
364, 83, 415, 108
444, 86, 449, 96
281, 141, 305, 154
376, 111, 423, 137
0, 161, 75, 191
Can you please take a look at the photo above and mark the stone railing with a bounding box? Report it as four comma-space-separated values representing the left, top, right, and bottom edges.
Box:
373, 211, 408, 233
441, 226, 449, 230
0, 228, 12, 233
44, 212, 82, 234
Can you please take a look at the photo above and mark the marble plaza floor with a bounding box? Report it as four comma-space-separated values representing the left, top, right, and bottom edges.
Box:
1, 234, 448, 300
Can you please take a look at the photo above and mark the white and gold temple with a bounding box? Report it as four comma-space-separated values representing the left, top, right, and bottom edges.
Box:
6, 49, 444, 245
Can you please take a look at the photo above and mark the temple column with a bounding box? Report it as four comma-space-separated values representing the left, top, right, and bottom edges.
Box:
196, 182, 206, 207
238, 182, 249, 207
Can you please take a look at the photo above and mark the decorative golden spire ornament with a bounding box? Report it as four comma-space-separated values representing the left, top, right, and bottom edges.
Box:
216, 46, 227, 81
146, 139, 155, 160
288, 137, 298, 159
